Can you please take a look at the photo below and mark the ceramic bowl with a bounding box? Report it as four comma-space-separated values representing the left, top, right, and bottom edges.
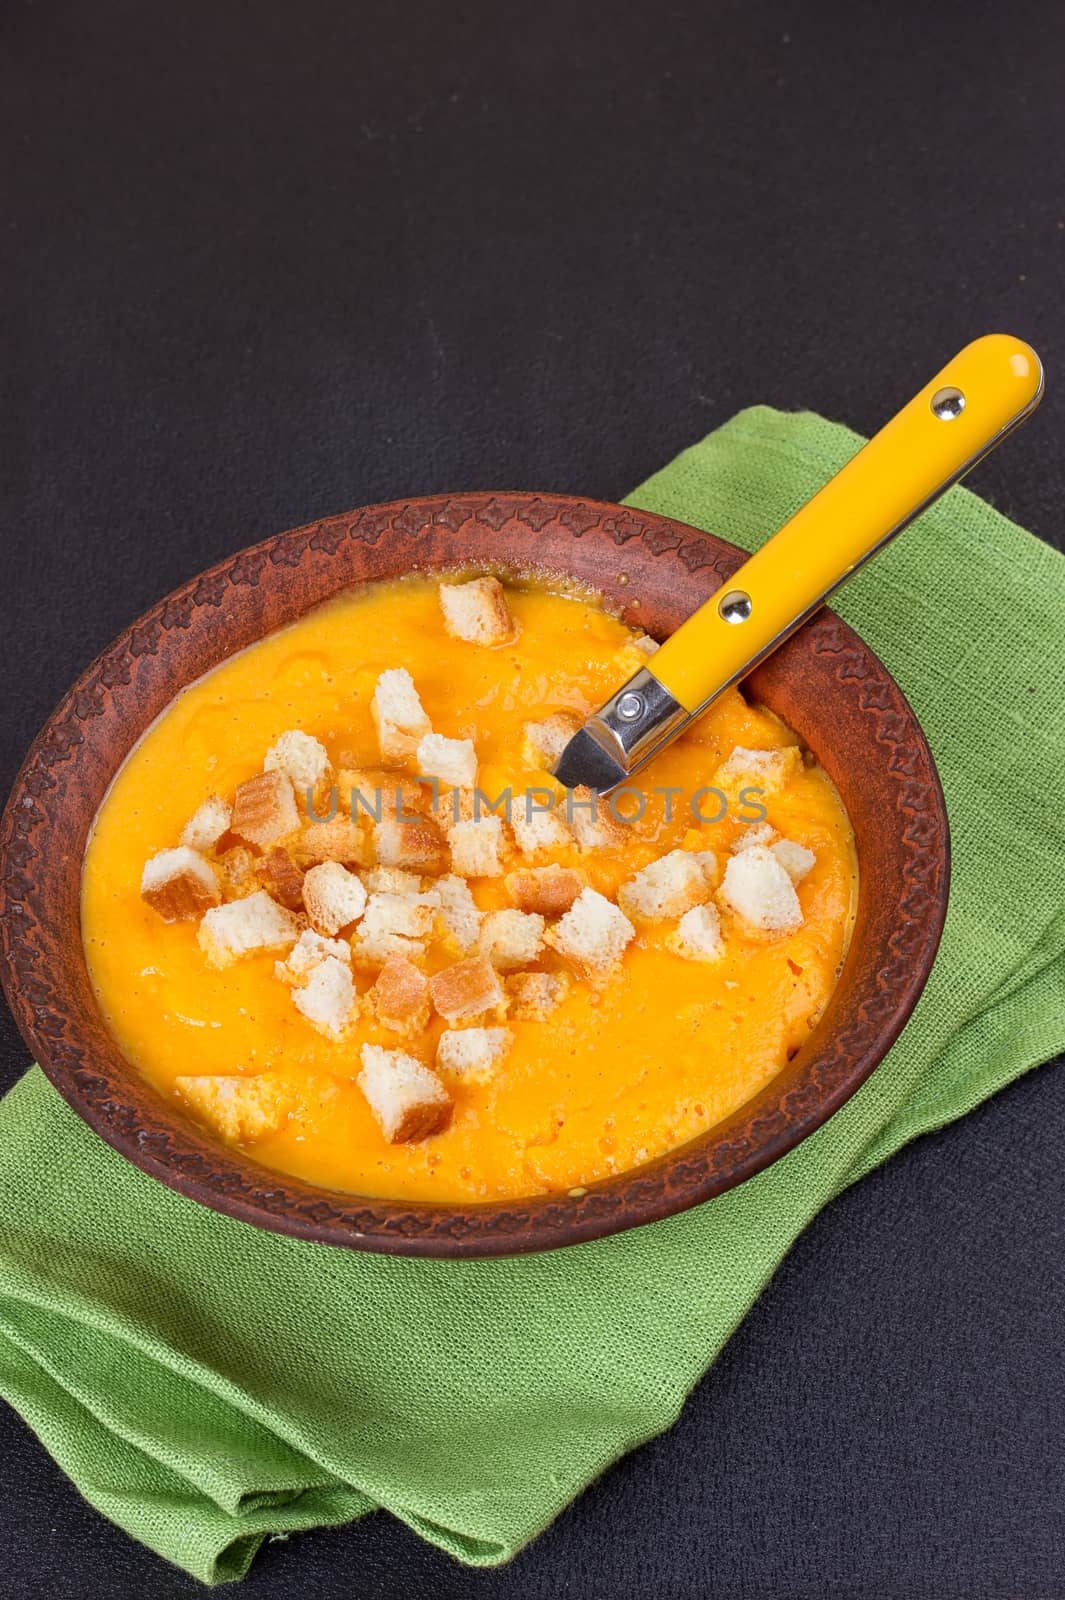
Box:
0, 494, 949, 1256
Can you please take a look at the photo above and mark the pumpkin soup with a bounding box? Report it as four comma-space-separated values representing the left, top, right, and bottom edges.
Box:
81, 573, 857, 1202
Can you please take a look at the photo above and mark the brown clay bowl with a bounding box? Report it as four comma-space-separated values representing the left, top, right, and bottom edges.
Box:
0, 494, 949, 1257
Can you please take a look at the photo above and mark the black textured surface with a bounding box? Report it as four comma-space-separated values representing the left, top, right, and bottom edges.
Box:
3, 2, 1064, 1596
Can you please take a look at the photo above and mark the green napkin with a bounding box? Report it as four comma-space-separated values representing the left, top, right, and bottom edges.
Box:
2, 408, 1064, 1586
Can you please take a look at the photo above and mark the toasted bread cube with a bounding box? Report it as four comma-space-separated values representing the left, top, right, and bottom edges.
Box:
302, 860, 367, 936
433, 788, 512, 840
429, 954, 506, 1022
292, 816, 366, 868
197, 890, 301, 967
731, 822, 778, 854
719, 845, 803, 933
433, 873, 483, 953
372, 814, 449, 874
692, 850, 720, 887
141, 846, 221, 923
449, 815, 505, 878
436, 1025, 512, 1083
505, 969, 569, 1020
275, 928, 352, 984
216, 844, 258, 900
371, 668, 431, 763
415, 732, 478, 791
231, 770, 301, 849
292, 955, 358, 1038
364, 866, 424, 895
771, 839, 816, 885
353, 889, 438, 966
510, 799, 573, 857
479, 908, 546, 971
713, 744, 802, 797
339, 767, 426, 820
618, 849, 713, 922
259, 847, 306, 911
433, 785, 476, 834
176, 1071, 297, 1144
666, 904, 725, 963
353, 931, 427, 968
505, 864, 584, 917
353, 890, 439, 966
358, 1044, 451, 1143
545, 887, 635, 979
439, 575, 514, 646
264, 730, 331, 799
371, 955, 430, 1035
180, 795, 232, 853
565, 787, 628, 850
520, 713, 580, 770
613, 633, 660, 677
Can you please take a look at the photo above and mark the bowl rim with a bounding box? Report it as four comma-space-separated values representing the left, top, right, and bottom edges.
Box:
0, 491, 950, 1256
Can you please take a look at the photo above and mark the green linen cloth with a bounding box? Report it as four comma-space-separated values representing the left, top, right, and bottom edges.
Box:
2, 407, 1064, 1585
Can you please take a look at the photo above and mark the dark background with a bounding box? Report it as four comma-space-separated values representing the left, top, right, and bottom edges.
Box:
3, 2, 1064, 1596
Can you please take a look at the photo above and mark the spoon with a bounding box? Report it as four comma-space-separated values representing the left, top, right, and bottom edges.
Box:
554, 333, 1044, 794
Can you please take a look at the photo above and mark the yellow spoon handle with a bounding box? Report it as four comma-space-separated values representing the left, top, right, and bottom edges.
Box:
649, 334, 1044, 715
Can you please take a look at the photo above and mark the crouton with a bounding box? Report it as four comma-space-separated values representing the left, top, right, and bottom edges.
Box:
231, 770, 301, 849
259, 847, 305, 911
275, 928, 352, 984
691, 850, 720, 887
371, 955, 430, 1035
371, 668, 431, 763
339, 767, 425, 821
364, 866, 424, 895
613, 633, 660, 676
438, 575, 514, 646
302, 861, 367, 936
719, 845, 804, 933
479, 908, 546, 970
545, 887, 635, 979
449, 815, 505, 877
433, 873, 483, 953
771, 839, 816, 885
520, 713, 580, 770
353, 889, 439, 966
504, 969, 569, 1020
434, 787, 511, 838
713, 744, 802, 797
618, 849, 714, 921
292, 817, 366, 868
197, 890, 301, 967
176, 1071, 297, 1144
436, 1025, 513, 1083
505, 864, 584, 917
416, 732, 478, 791
429, 954, 506, 1022
510, 798, 573, 857
180, 795, 232, 853
372, 814, 449, 874
666, 904, 725, 963
731, 822, 778, 854
565, 787, 628, 850
141, 846, 221, 922
216, 844, 258, 900
433, 785, 477, 833
264, 730, 331, 798
292, 955, 358, 1038
358, 1044, 452, 1143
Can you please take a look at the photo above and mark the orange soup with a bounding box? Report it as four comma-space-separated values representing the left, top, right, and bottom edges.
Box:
82, 573, 857, 1202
